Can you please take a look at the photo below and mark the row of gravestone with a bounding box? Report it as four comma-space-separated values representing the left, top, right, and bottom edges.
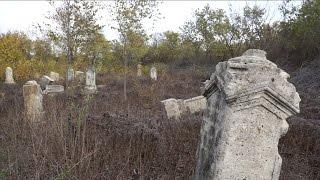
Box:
4, 49, 301, 179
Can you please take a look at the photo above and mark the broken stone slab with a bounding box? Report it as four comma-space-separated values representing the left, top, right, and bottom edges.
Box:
161, 96, 206, 119
39, 75, 54, 90
194, 49, 301, 180
150, 66, 157, 81
43, 85, 64, 94
23, 80, 44, 122
183, 96, 207, 114
49, 71, 60, 81
161, 98, 185, 119
4, 67, 15, 84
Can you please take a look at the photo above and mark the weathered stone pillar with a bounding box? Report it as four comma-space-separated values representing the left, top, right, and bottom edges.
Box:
150, 66, 157, 80
84, 67, 97, 93
23, 80, 44, 122
194, 49, 301, 180
5, 67, 15, 84
137, 63, 143, 77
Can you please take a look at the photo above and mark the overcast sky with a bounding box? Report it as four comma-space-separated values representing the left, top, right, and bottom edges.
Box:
0, 1, 301, 41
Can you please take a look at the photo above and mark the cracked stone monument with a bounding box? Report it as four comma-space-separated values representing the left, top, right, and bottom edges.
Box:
150, 66, 157, 81
23, 80, 44, 122
137, 63, 143, 77
84, 67, 97, 93
5, 67, 15, 84
161, 98, 185, 119
194, 49, 301, 180
49, 71, 60, 81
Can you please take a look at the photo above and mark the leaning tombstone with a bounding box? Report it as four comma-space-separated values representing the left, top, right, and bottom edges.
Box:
23, 80, 44, 122
194, 49, 301, 180
75, 71, 85, 83
39, 75, 54, 90
4, 67, 15, 84
49, 71, 60, 81
150, 66, 157, 81
84, 67, 97, 93
137, 63, 143, 77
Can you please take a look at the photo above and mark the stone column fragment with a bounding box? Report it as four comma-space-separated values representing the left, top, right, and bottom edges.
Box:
23, 80, 44, 122
195, 49, 301, 180
5, 67, 15, 84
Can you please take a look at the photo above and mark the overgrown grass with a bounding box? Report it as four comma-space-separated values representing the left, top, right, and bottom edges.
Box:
0, 67, 319, 179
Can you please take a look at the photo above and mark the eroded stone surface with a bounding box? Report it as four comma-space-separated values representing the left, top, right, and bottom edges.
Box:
150, 66, 157, 81
184, 96, 207, 114
5, 67, 15, 84
23, 80, 44, 122
195, 49, 300, 180
49, 71, 60, 81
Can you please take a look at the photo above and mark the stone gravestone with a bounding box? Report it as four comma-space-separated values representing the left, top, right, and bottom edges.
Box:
137, 63, 143, 77
183, 96, 207, 114
43, 85, 64, 95
84, 67, 97, 93
5, 67, 15, 84
23, 80, 44, 122
67, 68, 74, 81
150, 66, 157, 81
194, 49, 301, 180
49, 71, 60, 81
161, 98, 185, 119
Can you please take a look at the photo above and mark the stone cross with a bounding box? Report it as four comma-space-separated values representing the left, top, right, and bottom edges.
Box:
67, 68, 74, 81
5, 67, 15, 84
23, 80, 44, 122
137, 63, 143, 77
84, 67, 97, 93
194, 49, 301, 180
150, 66, 157, 80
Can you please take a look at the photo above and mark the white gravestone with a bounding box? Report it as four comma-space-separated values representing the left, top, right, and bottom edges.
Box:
150, 66, 157, 81
5, 67, 15, 84
84, 67, 97, 93
194, 49, 301, 180
23, 80, 44, 122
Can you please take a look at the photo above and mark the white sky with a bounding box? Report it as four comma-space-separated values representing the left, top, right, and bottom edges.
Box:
0, 1, 302, 41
